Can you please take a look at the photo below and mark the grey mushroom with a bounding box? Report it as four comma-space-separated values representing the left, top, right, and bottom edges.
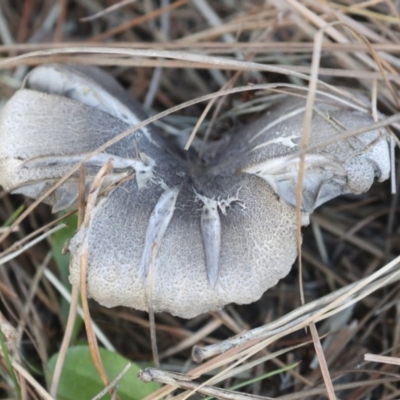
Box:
0, 64, 391, 318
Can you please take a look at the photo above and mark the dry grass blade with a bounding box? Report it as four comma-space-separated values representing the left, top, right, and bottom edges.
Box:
49, 286, 80, 397
309, 322, 336, 400
364, 353, 400, 366
80, 160, 114, 391
43, 268, 114, 351
80, 0, 138, 22
1, 41, 400, 54
0, 210, 75, 259
160, 318, 222, 359
139, 368, 274, 400
275, 378, 399, 400
194, 254, 400, 361
148, 245, 160, 369
91, 362, 132, 400
11, 361, 54, 400
0, 225, 66, 267
0, 46, 344, 86
144, 254, 400, 399
90, 0, 189, 41
150, 338, 315, 400
295, 18, 325, 307
1, 1, 400, 399
49, 165, 86, 397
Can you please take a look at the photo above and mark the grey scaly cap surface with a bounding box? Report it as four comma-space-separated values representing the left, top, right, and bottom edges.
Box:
0, 65, 391, 318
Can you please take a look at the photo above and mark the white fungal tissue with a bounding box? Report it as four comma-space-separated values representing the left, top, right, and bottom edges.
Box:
0, 65, 391, 318
139, 185, 181, 279
198, 195, 222, 288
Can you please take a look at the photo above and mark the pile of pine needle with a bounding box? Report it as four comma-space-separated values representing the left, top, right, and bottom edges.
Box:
1, 1, 400, 399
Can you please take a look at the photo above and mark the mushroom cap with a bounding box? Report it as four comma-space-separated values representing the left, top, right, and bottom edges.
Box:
0, 65, 390, 318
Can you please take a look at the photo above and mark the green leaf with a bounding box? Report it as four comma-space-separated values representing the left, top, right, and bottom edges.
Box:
1, 205, 25, 227
47, 346, 159, 400
0, 326, 21, 400
51, 214, 82, 336
52, 214, 77, 288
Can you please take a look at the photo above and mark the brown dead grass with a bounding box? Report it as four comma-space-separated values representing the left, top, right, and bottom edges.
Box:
1, 1, 400, 399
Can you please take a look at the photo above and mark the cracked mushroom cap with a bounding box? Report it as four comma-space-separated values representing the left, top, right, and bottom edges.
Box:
0, 65, 391, 318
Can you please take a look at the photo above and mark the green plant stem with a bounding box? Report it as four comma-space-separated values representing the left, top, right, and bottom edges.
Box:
0, 326, 21, 400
